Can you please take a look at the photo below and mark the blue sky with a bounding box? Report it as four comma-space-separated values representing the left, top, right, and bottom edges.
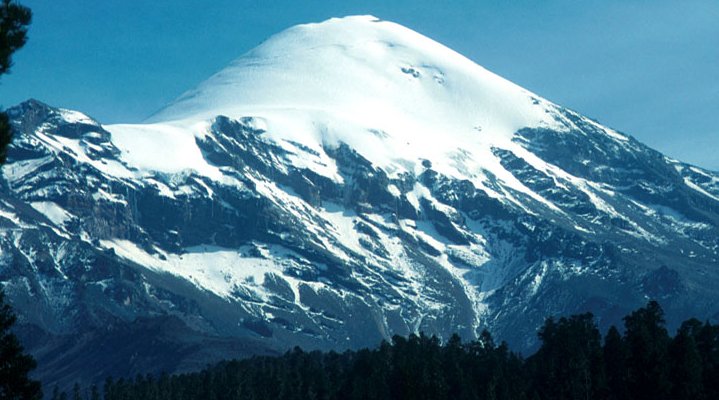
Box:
1, 0, 717, 170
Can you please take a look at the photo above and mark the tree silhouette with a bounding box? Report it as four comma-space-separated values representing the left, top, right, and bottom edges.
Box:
603, 325, 630, 400
0, 0, 31, 163
0, 290, 42, 399
529, 313, 605, 400
669, 322, 703, 400
623, 300, 672, 400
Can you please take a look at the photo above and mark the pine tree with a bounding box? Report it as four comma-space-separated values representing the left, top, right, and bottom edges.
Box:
669, 324, 704, 400
0, 289, 42, 399
695, 321, 719, 398
603, 326, 630, 400
103, 377, 114, 400
0, 0, 31, 164
442, 334, 466, 400
72, 382, 83, 400
530, 313, 605, 400
89, 385, 100, 400
623, 301, 672, 400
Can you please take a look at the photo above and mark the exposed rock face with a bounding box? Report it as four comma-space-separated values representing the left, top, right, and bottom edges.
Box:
1, 16, 718, 388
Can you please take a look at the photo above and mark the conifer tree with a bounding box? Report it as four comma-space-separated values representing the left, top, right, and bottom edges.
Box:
695, 321, 719, 398
0, 0, 31, 164
623, 300, 672, 400
89, 385, 100, 400
0, 289, 42, 400
603, 326, 630, 400
669, 324, 703, 400
72, 382, 83, 400
530, 313, 605, 400
442, 334, 465, 400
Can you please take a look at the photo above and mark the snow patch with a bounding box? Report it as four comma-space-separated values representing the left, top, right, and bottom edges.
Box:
105, 121, 222, 179
100, 240, 282, 300
29, 202, 73, 226
59, 109, 96, 125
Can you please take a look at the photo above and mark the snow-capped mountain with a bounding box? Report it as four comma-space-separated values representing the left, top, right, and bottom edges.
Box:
2, 15, 718, 386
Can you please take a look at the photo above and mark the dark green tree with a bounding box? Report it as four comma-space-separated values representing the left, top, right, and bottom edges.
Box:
0, 0, 31, 163
441, 334, 466, 400
623, 300, 672, 400
72, 382, 83, 400
102, 377, 114, 400
669, 322, 704, 400
89, 385, 100, 400
529, 313, 605, 400
695, 321, 719, 398
0, 290, 42, 399
603, 326, 630, 400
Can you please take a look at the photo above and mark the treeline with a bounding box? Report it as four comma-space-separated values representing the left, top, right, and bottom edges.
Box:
57, 301, 719, 400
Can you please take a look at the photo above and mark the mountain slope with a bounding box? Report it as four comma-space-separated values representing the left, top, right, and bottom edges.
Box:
1, 15, 718, 387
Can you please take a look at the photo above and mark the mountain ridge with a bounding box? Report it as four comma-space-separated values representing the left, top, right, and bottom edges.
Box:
1, 16, 718, 388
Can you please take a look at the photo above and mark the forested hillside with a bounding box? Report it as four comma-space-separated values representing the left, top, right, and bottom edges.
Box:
54, 302, 718, 400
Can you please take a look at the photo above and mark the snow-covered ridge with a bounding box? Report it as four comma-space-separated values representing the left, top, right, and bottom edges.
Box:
2, 16, 719, 381
137, 15, 571, 184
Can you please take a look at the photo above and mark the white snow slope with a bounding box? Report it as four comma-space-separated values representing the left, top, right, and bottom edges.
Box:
114, 16, 579, 196
93, 15, 690, 317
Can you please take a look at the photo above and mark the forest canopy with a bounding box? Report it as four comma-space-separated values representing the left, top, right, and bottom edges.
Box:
62, 301, 719, 400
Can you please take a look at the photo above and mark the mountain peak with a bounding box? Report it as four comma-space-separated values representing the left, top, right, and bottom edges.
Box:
150, 15, 547, 126
150, 16, 536, 125
3, 15, 719, 388
146, 16, 567, 182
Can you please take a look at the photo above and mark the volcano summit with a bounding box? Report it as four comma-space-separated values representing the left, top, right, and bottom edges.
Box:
1, 16, 718, 386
